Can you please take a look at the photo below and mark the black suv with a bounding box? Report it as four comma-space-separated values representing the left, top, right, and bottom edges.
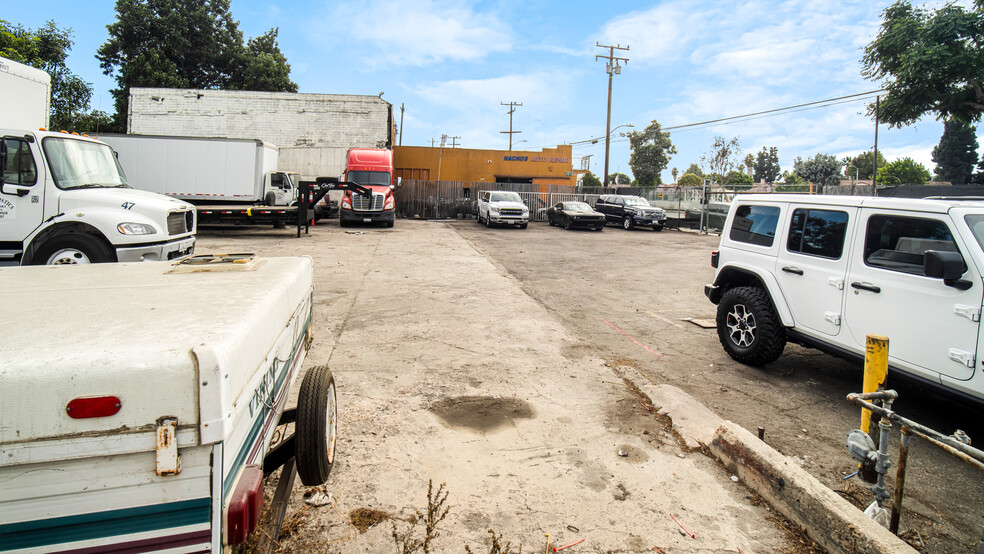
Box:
594, 195, 667, 231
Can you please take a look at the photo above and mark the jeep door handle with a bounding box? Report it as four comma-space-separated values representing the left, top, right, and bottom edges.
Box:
851, 281, 881, 293
781, 266, 804, 275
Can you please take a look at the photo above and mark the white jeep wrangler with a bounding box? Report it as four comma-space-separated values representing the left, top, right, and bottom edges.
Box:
477, 190, 530, 228
705, 194, 984, 405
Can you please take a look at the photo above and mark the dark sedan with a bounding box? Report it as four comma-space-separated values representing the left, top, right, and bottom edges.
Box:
546, 201, 606, 231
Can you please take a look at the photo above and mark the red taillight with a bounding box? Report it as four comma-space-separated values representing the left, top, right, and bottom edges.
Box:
225, 465, 263, 545
66, 396, 121, 419
711, 250, 720, 268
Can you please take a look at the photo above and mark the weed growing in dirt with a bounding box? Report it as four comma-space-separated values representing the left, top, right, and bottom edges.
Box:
391, 480, 450, 554
464, 529, 521, 554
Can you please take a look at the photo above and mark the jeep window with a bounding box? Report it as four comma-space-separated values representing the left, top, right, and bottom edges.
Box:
787, 208, 849, 259
864, 215, 960, 275
623, 197, 651, 207
730, 205, 780, 247
491, 191, 522, 202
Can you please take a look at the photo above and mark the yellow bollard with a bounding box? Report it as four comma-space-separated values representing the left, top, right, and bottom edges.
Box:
861, 334, 889, 434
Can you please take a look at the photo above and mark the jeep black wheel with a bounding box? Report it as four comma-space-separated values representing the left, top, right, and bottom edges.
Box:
716, 286, 786, 366
622, 216, 634, 230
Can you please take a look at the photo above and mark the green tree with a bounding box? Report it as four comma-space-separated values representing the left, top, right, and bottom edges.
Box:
97, 0, 297, 131
862, 1, 984, 126
671, 167, 679, 182
581, 171, 602, 188
724, 170, 752, 187
0, 19, 111, 132
754, 146, 781, 183
743, 153, 755, 174
607, 172, 631, 185
678, 173, 702, 186
701, 136, 742, 184
782, 171, 806, 185
685, 163, 704, 177
842, 150, 887, 180
932, 118, 979, 184
794, 154, 842, 186
877, 157, 931, 185
627, 120, 676, 186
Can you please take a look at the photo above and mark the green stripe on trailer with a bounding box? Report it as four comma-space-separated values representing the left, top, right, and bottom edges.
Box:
0, 497, 211, 550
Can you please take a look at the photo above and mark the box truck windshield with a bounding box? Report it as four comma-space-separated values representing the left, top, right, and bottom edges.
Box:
43, 137, 128, 189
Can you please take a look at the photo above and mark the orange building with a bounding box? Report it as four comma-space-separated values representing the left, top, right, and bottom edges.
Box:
394, 144, 575, 189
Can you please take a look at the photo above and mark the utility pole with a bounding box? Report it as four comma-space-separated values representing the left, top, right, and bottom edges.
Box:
872, 96, 880, 185
399, 103, 405, 146
429, 138, 437, 147
450, 136, 461, 148
500, 101, 523, 150
437, 134, 447, 183
595, 42, 629, 186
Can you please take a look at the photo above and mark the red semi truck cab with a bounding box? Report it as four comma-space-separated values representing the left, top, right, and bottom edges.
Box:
339, 148, 399, 227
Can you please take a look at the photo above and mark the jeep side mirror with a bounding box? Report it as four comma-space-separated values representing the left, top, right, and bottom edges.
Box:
924, 250, 972, 290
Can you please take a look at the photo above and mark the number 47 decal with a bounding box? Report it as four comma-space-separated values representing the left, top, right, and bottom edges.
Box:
121, 202, 135, 210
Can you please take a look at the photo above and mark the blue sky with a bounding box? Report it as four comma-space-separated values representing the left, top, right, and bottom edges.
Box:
8, 0, 980, 181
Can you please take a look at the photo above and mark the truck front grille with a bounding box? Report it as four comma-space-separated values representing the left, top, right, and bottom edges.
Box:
500, 208, 524, 216
353, 192, 385, 211
167, 211, 193, 235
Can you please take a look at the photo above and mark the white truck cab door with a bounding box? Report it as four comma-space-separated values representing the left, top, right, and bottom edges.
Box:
0, 137, 46, 248
843, 209, 982, 382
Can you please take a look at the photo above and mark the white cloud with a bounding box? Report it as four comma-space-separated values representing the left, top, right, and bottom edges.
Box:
325, 0, 513, 68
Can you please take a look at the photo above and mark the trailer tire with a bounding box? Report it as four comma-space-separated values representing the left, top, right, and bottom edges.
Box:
296, 364, 337, 486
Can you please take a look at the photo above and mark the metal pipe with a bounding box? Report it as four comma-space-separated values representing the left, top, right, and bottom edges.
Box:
847, 391, 984, 469
871, 398, 893, 506
890, 425, 912, 534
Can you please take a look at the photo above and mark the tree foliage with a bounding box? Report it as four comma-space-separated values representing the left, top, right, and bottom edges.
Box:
932, 118, 979, 184
678, 173, 702, 186
581, 171, 602, 188
862, 1, 984, 126
685, 163, 704, 177
0, 19, 111, 131
627, 120, 676, 187
754, 147, 781, 183
842, 150, 887, 180
701, 136, 743, 185
782, 171, 806, 185
671, 167, 679, 182
724, 170, 752, 187
607, 172, 631, 185
877, 157, 931, 185
97, 0, 297, 131
794, 154, 842, 186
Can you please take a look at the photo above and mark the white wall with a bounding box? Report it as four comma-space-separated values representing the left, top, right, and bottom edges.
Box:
127, 88, 391, 180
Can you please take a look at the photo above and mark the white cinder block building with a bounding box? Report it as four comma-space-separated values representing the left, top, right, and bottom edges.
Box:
126, 88, 393, 180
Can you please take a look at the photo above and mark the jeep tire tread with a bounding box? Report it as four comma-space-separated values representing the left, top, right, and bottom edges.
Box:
716, 286, 786, 366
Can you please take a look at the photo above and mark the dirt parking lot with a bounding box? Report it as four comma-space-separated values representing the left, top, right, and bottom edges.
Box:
198, 218, 982, 553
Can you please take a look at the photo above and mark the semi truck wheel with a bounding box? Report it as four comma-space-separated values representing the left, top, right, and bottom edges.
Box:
34, 234, 115, 265
295, 364, 337, 486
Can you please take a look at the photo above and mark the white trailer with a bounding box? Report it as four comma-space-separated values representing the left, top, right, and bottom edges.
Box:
0, 255, 337, 552
99, 134, 296, 206
0, 57, 50, 130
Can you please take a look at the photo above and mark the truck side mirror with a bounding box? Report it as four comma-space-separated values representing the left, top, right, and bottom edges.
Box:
924, 250, 971, 290
396, 176, 402, 189
1, 139, 7, 176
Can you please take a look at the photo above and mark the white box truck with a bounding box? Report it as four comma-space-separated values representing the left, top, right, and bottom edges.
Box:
0, 255, 337, 551
99, 134, 321, 227
0, 56, 197, 265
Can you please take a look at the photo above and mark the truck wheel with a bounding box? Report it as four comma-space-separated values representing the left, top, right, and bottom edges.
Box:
34, 234, 115, 265
563, 218, 571, 230
622, 216, 634, 230
716, 286, 786, 366
653, 225, 664, 232
264, 191, 277, 206
296, 364, 337, 486
520, 223, 528, 229
385, 221, 394, 228
485, 215, 492, 228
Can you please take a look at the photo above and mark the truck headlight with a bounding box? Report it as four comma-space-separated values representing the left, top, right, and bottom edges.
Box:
490, 207, 500, 214
117, 222, 157, 235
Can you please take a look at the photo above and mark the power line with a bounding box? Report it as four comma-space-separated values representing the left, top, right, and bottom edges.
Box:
662, 89, 885, 131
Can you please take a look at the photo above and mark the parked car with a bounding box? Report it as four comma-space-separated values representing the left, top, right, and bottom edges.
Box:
594, 194, 667, 231
477, 191, 529, 228
705, 194, 984, 405
546, 201, 606, 231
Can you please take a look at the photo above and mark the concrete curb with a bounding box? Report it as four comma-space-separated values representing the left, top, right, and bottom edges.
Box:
627, 372, 916, 554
